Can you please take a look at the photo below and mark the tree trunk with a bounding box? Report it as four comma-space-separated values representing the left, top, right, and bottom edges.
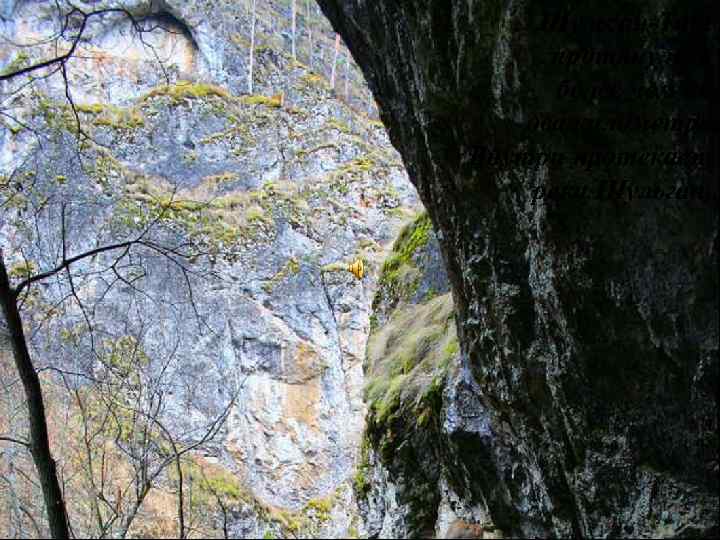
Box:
291, 0, 297, 61
306, 0, 313, 68
176, 455, 185, 539
344, 47, 350, 100
0, 250, 70, 539
248, 0, 257, 94
330, 33, 340, 90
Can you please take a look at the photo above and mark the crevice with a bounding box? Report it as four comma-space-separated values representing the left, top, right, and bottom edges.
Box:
144, 1, 200, 52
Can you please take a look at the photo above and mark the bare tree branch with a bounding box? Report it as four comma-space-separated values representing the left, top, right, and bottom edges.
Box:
0, 435, 30, 448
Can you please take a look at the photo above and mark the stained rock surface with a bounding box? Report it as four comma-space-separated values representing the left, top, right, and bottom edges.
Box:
317, 0, 718, 537
1, 1, 418, 537
2, 0, 718, 538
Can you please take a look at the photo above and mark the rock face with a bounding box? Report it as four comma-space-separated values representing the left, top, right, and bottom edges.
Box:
355, 214, 460, 539
2, 1, 718, 537
0, 1, 417, 537
317, 0, 718, 537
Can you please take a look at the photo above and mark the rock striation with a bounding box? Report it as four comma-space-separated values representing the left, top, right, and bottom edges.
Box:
318, 0, 718, 537
1, 1, 417, 537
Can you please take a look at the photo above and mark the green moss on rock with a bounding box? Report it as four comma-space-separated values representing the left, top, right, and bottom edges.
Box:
352, 209, 459, 536
0, 51, 30, 76
143, 81, 232, 104
300, 72, 329, 88
262, 257, 301, 293
77, 102, 145, 130
242, 94, 283, 108
375, 211, 434, 311
364, 292, 456, 427
353, 436, 373, 497
304, 495, 334, 522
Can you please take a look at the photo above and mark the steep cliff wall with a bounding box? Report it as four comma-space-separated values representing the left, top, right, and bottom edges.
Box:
2, 1, 718, 537
0, 1, 418, 537
317, 0, 719, 537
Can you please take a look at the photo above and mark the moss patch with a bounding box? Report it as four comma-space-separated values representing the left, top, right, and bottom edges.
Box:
143, 81, 232, 104
353, 437, 372, 496
0, 51, 30, 76
114, 185, 245, 254
7, 260, 37, 280
115, 173, 308, 257
352, 210, 459, 532
304, 495, 334, 522
241, 94, 283, 108
365, 211, 453, 426
388, 211, 433, 268
300, 72, 328, 88
76, 102, 145, 130
175, 459, 252, 507
375, 211, 433, 311
364, 293, 457, 426
262, 256, 301, 293
268, 507, 305, 535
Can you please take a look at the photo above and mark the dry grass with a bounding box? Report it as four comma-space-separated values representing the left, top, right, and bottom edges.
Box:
365, 293, 457, 422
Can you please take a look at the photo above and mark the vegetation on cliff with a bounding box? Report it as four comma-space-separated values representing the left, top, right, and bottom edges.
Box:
353, 213, 459, 537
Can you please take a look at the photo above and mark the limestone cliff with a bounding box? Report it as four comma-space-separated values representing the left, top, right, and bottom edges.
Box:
0, 1, 417, 537
2, 0, 718, 538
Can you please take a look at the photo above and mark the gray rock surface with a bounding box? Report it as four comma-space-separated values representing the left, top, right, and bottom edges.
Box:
3, 0, 718, 538
1, 1, 417, 537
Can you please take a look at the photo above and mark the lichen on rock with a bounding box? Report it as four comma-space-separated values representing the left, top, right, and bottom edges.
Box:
319, 0, 719, 537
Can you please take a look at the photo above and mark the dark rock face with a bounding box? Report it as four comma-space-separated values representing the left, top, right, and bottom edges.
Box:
359, 216, 459, 538
318, 0, 718, 537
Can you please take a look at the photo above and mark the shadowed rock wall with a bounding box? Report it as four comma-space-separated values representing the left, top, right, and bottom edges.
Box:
317, 0, 718, 537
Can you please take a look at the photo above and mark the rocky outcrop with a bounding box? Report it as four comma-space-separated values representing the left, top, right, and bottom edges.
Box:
2, 0, 718, 537
318, 0, 718, 537
354, 214, 458, 539
1, 1, 418, 537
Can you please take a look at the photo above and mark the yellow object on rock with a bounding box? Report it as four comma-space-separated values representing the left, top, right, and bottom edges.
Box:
348, 259, 364, 280
321, 259, 364, 280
